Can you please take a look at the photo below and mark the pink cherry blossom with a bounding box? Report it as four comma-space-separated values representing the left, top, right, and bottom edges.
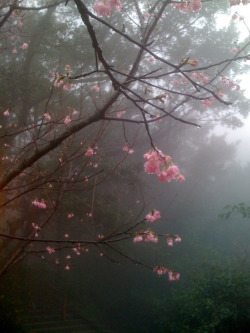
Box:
98, 234, 104, 239
46, 246, 55, 254
65, 234, 69, 238
153, 266, 167, 276
145, 232, 158, 243
232, 13, 238, 20
227, 81, 235, 90
32, 223, 41, 231
43, 113, 51, 121
145, 209, 161, 222
122, 143, 129, 151
149, 56, 155, 62
92, 85, 100, 92
175, 236, 182, 242
93, 1, 112, 17
203, 99, 212, 107
54, 79, 63, 88
230, 47, 238, 54
85, 147, 94, 156
202, 77, 209, 83
133, 235, 143, 243
21, 43, 28, 49
158, 165, 179, 182
168, 271, 180, 281
188, 59, 198, 66
177, 174, 185, 182
12, 48, 17, 54
144, 12, 150, 19
65, 265, 70, 270
4, 109, 10, 116
72, 109, 78, 115
64, 115, 71, 125
63, 84, 69, 91
109, 0, 122, 12
190, 0, 202, 12
128, 149, 134, 154
167, 238, 173, 246
32, 199, 46, 209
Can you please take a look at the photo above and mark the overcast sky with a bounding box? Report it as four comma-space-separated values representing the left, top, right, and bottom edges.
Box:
215, 3, 250, 165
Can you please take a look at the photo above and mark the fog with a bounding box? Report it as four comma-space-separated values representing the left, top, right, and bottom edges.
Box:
0, 1, 249, 332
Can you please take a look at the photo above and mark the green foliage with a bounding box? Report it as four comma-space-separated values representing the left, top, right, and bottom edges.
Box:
152, 265, 250, 333
218, 202, 250, 219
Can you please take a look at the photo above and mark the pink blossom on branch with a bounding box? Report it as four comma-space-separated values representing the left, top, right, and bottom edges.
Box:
85, 147, 94, 156
133, 235, 143, 243
153, 266, 167, 276
230, 47, 238, 53
64, 115, 71, 125
144, 148, 184, 183
173, 0, 202, 13
32, 199, 46, 209
21, 43, 28, 49
145, 209, 161, 222
167, 237, 173, 246
144, 231, 158, 243
92, 85, 100, 92
93, 0, 122, 18
168, 271, 180, 281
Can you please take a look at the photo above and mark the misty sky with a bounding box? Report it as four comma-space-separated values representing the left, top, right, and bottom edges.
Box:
215, 3, 250, 165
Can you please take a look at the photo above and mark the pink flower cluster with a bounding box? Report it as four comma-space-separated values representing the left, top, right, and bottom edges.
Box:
92, 85, 100, 92
64, 115, 71, 125
168, 271, 180, 281
122, 143, 134, 154
43, 113, 51, 121
166, 235, 182, 246
133, 230, 158, 243
85, 147, 94, 156
221, 76, 240, 91
172, 0, 202, 12
145, 209, 161, 222
93, 0, 122, 18
154, 265, 167, 276
153, 266, 181, 281
4, 109, 10, 116
144, 149, 184, 183
54, 78, 64, 88
46, 246, 55, 254
32, 199, 46, 209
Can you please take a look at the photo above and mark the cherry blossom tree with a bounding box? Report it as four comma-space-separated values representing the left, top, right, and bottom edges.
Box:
0, 0, 249, 279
